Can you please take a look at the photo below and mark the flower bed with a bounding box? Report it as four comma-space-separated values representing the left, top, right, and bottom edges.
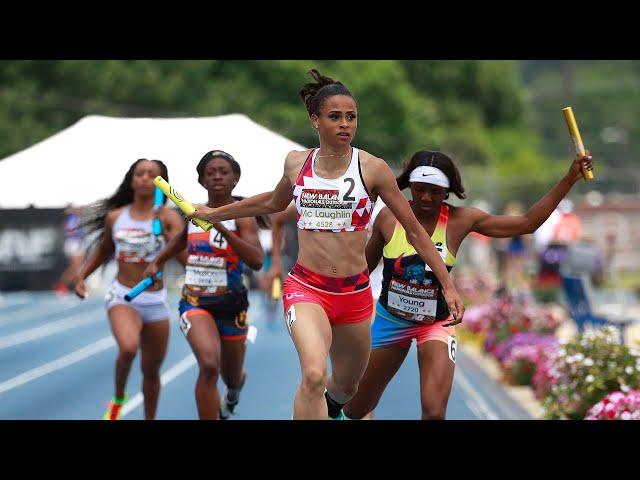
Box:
500, 334, 558, 386
458, 277, 640, 419
585, 390, 640, 420
540, 327, 640, 419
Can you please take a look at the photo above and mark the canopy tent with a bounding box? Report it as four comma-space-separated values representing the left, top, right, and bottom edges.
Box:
0, 114, 306, 208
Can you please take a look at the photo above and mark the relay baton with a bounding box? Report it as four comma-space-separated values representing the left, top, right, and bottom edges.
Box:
562, 107, 594, 180
124, 272, 163, 302
152, 186, 164, 236
271, 277, 282, 301
153, 177, 213, 232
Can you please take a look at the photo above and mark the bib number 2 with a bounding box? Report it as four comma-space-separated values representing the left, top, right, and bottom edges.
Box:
343, 178, 355, 202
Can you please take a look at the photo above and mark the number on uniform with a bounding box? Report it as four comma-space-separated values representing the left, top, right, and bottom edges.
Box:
447, 335, 456, 364
342, 178, 356, 202
210, 230, 227, 249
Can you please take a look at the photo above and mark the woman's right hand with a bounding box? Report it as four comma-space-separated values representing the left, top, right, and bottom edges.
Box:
142, 262, 159, 279
74, 278, 88, 300
188, 204, 217, 224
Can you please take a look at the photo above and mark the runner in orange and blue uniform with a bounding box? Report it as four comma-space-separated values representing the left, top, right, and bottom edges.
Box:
344, 149, 594, 420
145, 150, 265, 420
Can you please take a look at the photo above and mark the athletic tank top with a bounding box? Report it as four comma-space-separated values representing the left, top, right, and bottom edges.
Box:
182, 219, 247, 305
112, 206, 164, 264
379, 204, 456, 322
293, 148, 375, 232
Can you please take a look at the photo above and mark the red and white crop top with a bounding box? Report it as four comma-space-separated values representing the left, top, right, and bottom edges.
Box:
292, 147, 375, 233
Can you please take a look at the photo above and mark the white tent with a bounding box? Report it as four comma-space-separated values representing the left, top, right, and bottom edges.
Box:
0, 114, 306, 208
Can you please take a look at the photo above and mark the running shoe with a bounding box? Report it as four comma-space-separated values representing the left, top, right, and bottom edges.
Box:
219, 397, 238, 420
328, 410, 345, 420
219, 371, 246, 420
103, 394, 127, 420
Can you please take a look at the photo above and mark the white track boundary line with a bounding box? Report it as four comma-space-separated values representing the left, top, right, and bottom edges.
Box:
0, 336, 115, 395
0, 301, 93, 327
0, 310, 104, 350
453, 366, 500, 420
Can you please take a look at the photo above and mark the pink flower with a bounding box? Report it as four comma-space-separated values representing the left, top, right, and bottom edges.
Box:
585, 390, 640, 420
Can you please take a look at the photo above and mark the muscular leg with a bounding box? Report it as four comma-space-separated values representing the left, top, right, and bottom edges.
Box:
326, 319, 372, 408
139, 319, 169, 420
220, 336, 247, 401
108, 305, 143, 400
287, 302, 332, 420
183, 312, 222, 420
417, 340, 455, 420
343, 344, 410, 419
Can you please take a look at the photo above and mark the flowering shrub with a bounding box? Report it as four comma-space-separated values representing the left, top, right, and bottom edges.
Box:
469, 290, 562, 357
499, 334, 558, 386
542, 327, 640, 420
460, 303, 494, 335
532, 349, 560, 400
493, 332, 557, 363
585, 390, 640, 420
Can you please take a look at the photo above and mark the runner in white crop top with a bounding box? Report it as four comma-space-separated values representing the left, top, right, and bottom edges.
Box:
187, 69, 464, 420
112, 205, 165, 263
74, 159, 185, 420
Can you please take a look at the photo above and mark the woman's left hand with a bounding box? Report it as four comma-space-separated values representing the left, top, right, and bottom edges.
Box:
568, 151, 594, 182
442, 286, 465, 327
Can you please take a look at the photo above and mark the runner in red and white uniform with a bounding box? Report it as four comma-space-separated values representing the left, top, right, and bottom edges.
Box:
188, 69, 465, 420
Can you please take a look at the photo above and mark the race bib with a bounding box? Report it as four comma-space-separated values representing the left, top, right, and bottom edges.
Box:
185, 255, 227, 289
387, 278, 438, 322
115, 229, 157, 263
299, 188, 353, 230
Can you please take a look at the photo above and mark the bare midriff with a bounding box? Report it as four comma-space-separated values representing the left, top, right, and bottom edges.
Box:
116, 262, 164, 291
296, 229, 369, 277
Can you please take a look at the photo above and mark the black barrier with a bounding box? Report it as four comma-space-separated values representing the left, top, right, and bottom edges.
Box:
0, 208, 67, 291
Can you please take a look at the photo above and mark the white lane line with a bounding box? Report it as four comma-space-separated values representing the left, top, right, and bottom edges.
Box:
0, 297, 30, 309
0, 336, 115, 395
453, 365, 500, 420
0, 309, 104, 350
121, 298, 265, 418
121, 354, 197, 418
0, 301, 93, 327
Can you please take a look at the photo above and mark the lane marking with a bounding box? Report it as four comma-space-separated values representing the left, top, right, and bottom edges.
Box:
0, 309, 104, 350
0, 336, 115, 395
0, 300, 100, 328
453, 365, 500, 420
121, 354, 197, 417
458, 350, 528, 419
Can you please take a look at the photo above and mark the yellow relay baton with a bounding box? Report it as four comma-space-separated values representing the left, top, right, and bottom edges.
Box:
153, 176, 213, 232
271, 277, 282, 301
562, 107, 594, 180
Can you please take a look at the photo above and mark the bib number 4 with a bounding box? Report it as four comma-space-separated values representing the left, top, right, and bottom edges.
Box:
211, 230, 227, 249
